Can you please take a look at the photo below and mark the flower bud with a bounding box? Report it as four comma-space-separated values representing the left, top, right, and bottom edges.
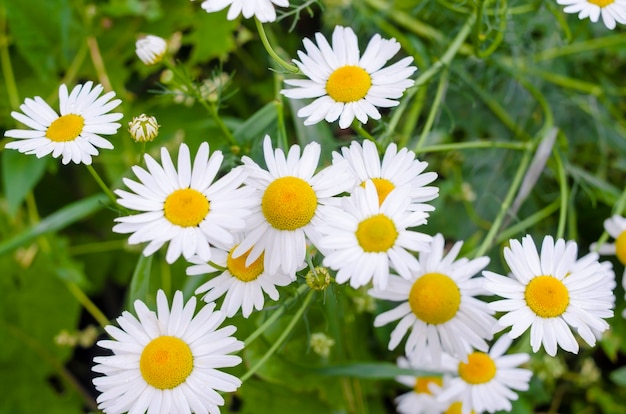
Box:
305, 266, 332, 291
128, 114, 160, 143
135, 35, 167, 65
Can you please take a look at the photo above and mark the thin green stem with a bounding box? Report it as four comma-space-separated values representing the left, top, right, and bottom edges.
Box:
198, 99, 237, 146
87, 36, 112, 92
351, 121, 377, 144
243, 284, 309, 347
473, 144, 534, 257
497, 199, 561, 244
594, 183, 626, 250
0, 5, 19, 109
254, 18, 299, 73
398, 86, 427, 148
160, 254, 171, 297
414, 140, 529, 154
241, 289, 315, 383
85, 164, 118, 206
414, 69, 448, 151
65, 281, 109, 328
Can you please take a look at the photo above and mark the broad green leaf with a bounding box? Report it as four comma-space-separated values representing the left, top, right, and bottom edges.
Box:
1, 151, 48, 217
0, 193, 109, 256
233, 102, 278, 144
187, 10, 238, 64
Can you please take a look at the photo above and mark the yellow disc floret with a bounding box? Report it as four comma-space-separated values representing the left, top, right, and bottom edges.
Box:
262, 176, 317, 230
414, 376, 443, 395
163, 188, 210, 227
615, 231, 626, 265
326, 66, 372, 103
588, 0, 614, 7
227, 245, 264, 282
46, 114, 84, 142
458, 352, 496, 385
524, 275, 569, 318
409, 272, 461, 325
355, 214, 398, 252
140, 336, 193, 390
361, 178, 395, 205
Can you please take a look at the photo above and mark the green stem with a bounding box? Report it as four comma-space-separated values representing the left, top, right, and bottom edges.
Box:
497, 199, 561, 244
198, 99, 237, 146
254, 18, 299, 73
594, 183, 626, 249
553, 150, 568, 240
414, 140, 529, 154
65, 281, 109, 328
0, 5, 19, 109
351, 121, 377, 144
85, 164, 118, 206
87, 36, 112, 92
414, 69, 448, 151
473, 144, 534, 257
243, 284, 309, 347
241, 289, 315, 383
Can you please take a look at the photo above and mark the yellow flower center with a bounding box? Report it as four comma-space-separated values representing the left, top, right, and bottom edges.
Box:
588, 0, 614, 7
163, 188, 210, 227
524, 275, 569, 318
227, 245, 264, 282
326, 66, 372, 103
615, 230, 626, 265
355, 214, 398, 252
445, 402, 475, 414
458, 352, 496, 385
262, 176, 317, 230
361, 178, 395, 205
413, 376, 443, 395
140, 336, 193, 390
409, 272, 461, 325
46, 114, 84, 142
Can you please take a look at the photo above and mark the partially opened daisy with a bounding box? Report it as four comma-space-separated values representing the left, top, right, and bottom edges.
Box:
232, 135, 350, 275
371, 234, 495, 362
592, 215, 626, 275
332, 139, 438, 208
394, 356, 448, 414
135, 34, 167, 65
437, 335, 532, 414
318, 181, 431, 290
281, 26, 416, 129
556, 0, 626, 30
186, 236, 294, 318
197, 0, 289, 23
4, 81, 122, 165
93, 290, 243, 414
113, 142, 254, 264
484, 235, 615, 356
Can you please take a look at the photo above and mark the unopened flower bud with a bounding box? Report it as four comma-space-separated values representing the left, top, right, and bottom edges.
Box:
128, 114, 160, 143
135, 35, 167, 65
310, 332, 335, 358
305, 266, 332, 291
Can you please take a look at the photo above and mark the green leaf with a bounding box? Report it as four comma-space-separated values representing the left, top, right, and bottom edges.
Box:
1, 151, 48, 217
127, 254, 153, 308
610, 366, 626, 386
0, 193, 109, 256
233, 102, 278, 144
187, 10, 238, 64
312, 362, 436, 379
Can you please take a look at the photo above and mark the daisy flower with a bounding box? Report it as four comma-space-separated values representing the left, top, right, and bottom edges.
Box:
394, 356, 448, 414
371, 234, 495, 362
483, 235, 615, 356
197, 0, 289, 23
556, 0, 626, 30
135, 35, 167, 65
186, 236, 294, 318
437, 335, 532, 414
281, 26, 416, 129
318, 181, 431, 290
93, 290, 243, 414
592, 214, 626, 272
232, 135, 350, 275
4, 82, 122, 165
113, 142, 254, 264
332, 139, 438, 208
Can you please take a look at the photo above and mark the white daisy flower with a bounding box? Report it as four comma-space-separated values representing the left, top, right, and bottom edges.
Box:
186, 236, 294, 318
556, 0, 626, 30
318, 181, 431, 290
394, 356, 448, 414
591, 214, 626, 271
4, 82, 122, 165
93, 290, 243, 414
232, 135, 351, 276
437, 335, 532, 414
113, 142, 254, 264
332, 139, 438, 209
135, 35, 167, 65
371, 234, 495, 362
197, 0, 289, 23
484, 235, 615, 356
281, 26, 416, 129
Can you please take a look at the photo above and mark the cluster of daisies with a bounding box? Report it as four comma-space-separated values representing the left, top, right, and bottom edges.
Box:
2, 2, 624, 414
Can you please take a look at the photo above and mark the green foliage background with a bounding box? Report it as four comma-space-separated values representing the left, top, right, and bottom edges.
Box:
0, 0, 626, 413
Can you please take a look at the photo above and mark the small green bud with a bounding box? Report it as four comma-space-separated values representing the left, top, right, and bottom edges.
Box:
305, 266, 332, 291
